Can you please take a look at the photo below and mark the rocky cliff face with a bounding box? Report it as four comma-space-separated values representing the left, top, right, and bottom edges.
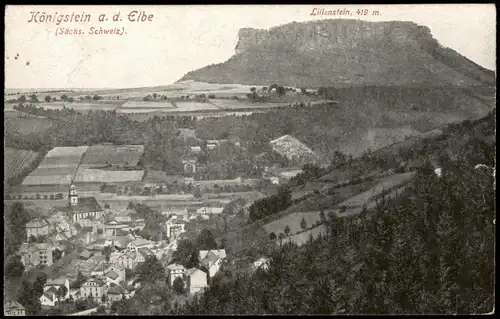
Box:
179, 19, 495, 87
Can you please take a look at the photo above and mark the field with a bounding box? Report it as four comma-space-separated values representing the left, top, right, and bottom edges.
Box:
119, 100, 175, 109
45, 146, 88, 158
22, 173, 75, 186
336, 172, 415, 208
80, 144, 144, 166
142, 171, 185, 183
18, 144, 145, 188
170, 101, 220, 111
4, 147, 39, 180
4, 116, 54, 134
280, 224, 327, 247
210, 99, 291, 110
263, 211, 322, 236
41, 102, 120, 111
74, 168, 145, 183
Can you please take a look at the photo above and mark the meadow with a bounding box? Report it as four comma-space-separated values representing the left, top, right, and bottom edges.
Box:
80, 144, 144, 166
263, 211, 322, 236
74, 168, 145, 183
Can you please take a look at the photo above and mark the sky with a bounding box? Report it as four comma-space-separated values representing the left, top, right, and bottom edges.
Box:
4, 4, 496, 89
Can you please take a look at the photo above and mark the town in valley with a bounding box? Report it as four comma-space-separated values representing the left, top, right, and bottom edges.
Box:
4, 5, 495, 316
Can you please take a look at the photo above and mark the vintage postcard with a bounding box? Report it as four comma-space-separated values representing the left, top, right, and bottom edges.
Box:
4, 4, 495, 315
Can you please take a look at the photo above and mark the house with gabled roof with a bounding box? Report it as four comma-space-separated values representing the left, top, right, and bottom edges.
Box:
80, 277, 107, 301
4, 300, 26, 316
105, 270, 121, 286
106, 284, 131, 305
105, 264, 126, 283
199, 249, 226, 260
127, 238, 153, 251
184, 268, 207, 294
199, 251, 223, 278
136, 247, 154, 264
44, 277, 70, 300
117, 250, 137, 270
166, 263, 186, 286
26, 218, 49, 240
40, 286, 59, 307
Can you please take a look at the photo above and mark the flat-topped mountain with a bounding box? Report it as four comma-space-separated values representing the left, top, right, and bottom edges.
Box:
178, 19, 495, 87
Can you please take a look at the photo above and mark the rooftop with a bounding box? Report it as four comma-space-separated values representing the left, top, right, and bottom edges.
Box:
105, 270, 119, 280
107, 285, 129, 295
79, 251, 93, 259
131, 238, 150, 247
185, 267, 205, 277
26, 218, 48, 228
84, 277, 106, 287
167, 263, 186, 271
4, 300, 26, 312
199, 249, 226, 260
56, 197, 103, 214
138, 247, 154, 258
45, 277, 68, 286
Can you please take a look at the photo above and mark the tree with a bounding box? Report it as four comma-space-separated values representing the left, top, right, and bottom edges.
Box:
269, 232, 277, 241
301, 88, 307, 94
30, 94, 39, 102
96, 305, 106, 314
172, 240, 198, 269
276, 86, 286, 97
45, 95, 52, 102
317, 87, 328, 98
18, 95, 27, 103
17, 281, 42, 315
71, 271, 86, 289
136, 255, 166, 283
56, 285, 68, 301
173, 277, 185, 295
61, 94, 68, 101
284, 225, 291, 236
53, 249, 63, 262
5, 255, 25, 277
196, 229, 217, 250
153, 93, 158, 99
300, 217, 307, 230
278, 233, 285, 247
93, 95, 102, 100
319, 210, 327, 223
33, 272, 48, 297
103, 246, 112, 262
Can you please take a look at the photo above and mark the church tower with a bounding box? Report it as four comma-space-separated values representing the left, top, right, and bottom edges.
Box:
69, 183, 78, 206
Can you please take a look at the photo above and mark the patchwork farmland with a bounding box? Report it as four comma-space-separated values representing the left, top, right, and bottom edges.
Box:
4, 148, 40, 181
18, 144, 145, 189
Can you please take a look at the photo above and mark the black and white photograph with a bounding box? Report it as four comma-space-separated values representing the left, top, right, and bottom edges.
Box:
3, 4, 496, 315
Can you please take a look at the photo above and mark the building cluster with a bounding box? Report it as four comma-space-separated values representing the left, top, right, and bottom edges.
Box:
166, 249, 227, 294
38, 269, 138, 308
8, 182, 276, 315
